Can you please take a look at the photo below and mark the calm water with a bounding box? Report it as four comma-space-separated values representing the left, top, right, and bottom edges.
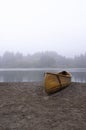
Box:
0, 68, 86, 83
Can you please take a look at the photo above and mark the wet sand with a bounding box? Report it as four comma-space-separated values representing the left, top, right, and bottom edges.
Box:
0, 82, 86, 130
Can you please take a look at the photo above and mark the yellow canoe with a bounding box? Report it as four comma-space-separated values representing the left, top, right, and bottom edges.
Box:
44, 71, 72, 94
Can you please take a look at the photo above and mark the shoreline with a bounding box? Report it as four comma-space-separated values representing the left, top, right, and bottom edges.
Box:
0, 82, 86, 130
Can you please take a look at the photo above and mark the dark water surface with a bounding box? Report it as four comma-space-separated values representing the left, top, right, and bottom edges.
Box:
0, 68, 86, 83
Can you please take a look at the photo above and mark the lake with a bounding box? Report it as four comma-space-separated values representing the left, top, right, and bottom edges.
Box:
0, 68, 86, 83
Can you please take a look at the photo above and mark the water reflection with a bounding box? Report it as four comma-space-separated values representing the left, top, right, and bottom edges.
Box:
0, 70, 86, 83
71, 72, 86, 83
0, 71, 43, 82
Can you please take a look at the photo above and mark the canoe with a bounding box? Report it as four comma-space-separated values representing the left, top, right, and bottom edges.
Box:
44, 71, 72, 94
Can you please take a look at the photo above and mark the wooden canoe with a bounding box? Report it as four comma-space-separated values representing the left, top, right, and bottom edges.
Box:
44, 71, 72, 94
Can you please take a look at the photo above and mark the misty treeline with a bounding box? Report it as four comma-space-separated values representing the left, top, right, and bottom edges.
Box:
0, 51, 86, 68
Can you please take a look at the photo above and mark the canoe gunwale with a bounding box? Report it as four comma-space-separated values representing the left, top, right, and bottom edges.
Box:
45, 72, 71, 78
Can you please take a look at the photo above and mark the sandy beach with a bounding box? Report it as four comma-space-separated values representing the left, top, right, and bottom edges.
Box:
0, 82, 86, 130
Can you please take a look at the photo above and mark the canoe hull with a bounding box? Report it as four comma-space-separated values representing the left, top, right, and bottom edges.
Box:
44, 71, 71, 94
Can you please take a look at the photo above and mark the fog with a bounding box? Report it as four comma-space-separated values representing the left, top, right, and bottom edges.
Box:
0, 0, 86, 57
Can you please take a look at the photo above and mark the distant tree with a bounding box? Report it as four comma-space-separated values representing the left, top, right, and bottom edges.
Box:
2, 52, 15, 67
0, 56, 1, 67
38, 54, 57, 67
0, 51, 86, 68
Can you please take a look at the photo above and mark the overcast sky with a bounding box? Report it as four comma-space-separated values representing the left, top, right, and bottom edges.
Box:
0, 0, 86, 57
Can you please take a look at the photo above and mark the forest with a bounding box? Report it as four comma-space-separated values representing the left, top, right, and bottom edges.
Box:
0, 51, 86, 68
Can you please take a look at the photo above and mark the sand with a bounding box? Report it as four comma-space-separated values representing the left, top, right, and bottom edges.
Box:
0, 82, 86, 130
